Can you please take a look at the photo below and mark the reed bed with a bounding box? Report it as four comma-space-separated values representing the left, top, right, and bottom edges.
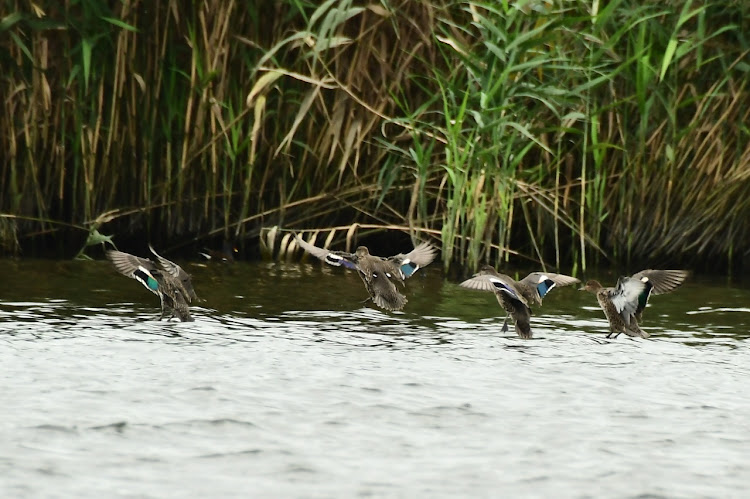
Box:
1, 0, 749, 272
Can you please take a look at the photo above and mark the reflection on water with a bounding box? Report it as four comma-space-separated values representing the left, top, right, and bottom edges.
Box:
1, 259, 749, 497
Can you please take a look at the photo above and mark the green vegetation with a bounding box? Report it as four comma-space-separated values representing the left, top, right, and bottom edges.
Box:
1, 1, 749, 272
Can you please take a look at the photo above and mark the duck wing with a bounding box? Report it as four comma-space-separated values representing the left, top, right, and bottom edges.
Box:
519, 272, 580, 301
607, 276, 647, 326
387, 242, 438, 278
631, 269, 689, 295
628, 269, 688, 321
458, 268, 499, 293
106, 250, 161, 296
149, 245, 198, 302
459, 267, 529, 308
294, 235, 358, 270
107, 250, 156, 275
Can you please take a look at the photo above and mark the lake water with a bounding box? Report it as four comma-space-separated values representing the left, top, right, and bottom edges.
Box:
2, 258, 749, 497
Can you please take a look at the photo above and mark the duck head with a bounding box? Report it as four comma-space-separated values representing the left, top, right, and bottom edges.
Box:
355, 246, 370, 258
579, 280, 603, 293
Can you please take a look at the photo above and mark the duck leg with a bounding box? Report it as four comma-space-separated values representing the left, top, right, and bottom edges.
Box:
155, 294, 169, 320
501, 314, 510, 333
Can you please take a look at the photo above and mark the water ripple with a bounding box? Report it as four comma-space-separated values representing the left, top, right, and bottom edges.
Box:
1, 263, 749, 497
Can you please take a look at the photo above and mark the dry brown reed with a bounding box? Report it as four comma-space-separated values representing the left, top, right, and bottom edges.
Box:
1, 1, 749, 273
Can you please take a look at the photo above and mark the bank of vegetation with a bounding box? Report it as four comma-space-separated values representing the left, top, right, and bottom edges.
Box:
2, 1, 749, 273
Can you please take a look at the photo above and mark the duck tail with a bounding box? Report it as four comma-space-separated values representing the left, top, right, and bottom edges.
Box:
372, 291, 407, 312
514, 316, 533, 339
627, 322, 649, 338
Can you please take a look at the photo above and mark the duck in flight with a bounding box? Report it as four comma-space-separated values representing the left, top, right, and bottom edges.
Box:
295, 235, 438, 311
106, 245, 198, 322
460, 265, 580, 338
579, 269, 688, 338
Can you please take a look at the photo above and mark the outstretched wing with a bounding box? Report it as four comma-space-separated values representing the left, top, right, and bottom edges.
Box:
295, 235, 358, 270
459, 273, 498, 293
388, 242, 438, 278
459, 267, 528, 307
149, 245, 184, 279
631, 269, 689, 295
106, 250, 156, 276
520, 272, 580, 300
148, 245, 197, 302
629, 269, 688, 321
106, 250, 160, 296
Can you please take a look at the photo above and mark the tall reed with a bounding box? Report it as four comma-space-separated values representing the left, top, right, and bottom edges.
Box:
1, 0, 748, 272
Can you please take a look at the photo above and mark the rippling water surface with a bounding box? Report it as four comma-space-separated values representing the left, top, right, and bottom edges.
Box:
2, 259, 749, 497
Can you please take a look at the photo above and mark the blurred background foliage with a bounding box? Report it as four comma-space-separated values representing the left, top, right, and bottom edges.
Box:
1, 0, 749, 273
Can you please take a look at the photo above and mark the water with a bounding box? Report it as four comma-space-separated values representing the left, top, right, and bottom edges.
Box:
2, 259, 749, 497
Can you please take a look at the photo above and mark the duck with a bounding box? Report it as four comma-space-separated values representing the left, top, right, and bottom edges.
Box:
460, 265, 580, 339
578, 269, 689, 338
106, 245, 198, 322
295, 235, 438, 311
199, 240, 238, 263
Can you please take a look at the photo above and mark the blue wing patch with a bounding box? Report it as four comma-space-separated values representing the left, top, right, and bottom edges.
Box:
324, 253, 358, 270
338, 259, 358, 270
400, 261, 419, 278
536, 279, 556, 298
